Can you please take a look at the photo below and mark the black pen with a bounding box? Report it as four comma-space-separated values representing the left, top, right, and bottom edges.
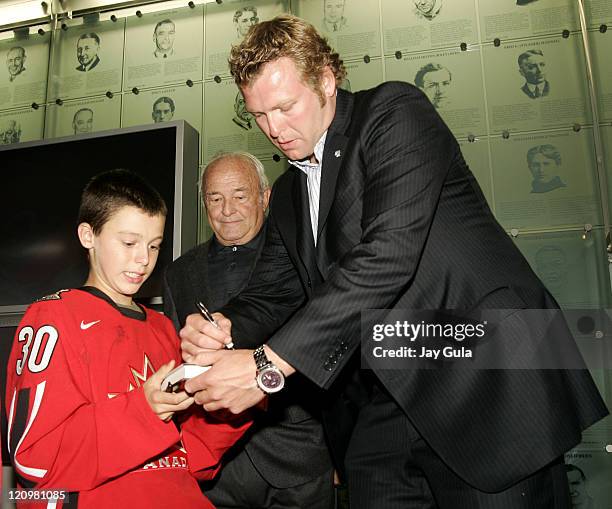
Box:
195, 301, 234, 349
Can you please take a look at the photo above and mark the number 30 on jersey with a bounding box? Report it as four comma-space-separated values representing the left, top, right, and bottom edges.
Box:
15, 325, 59, 375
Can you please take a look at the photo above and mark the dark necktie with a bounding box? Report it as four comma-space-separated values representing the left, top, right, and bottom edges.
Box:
534, 86, 540, 98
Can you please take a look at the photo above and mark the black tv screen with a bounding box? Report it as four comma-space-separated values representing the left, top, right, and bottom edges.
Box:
1, 324, 16, 466
0, 121, 199, 313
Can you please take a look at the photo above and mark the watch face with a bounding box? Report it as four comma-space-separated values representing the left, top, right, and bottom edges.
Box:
258, 368, 284, 393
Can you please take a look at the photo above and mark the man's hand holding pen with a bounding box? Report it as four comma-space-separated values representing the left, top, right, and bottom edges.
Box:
179, 309, 295, 414
194, 301, 234, 349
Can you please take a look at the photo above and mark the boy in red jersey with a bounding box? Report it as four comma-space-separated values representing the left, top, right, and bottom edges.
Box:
5, 169, 249, 508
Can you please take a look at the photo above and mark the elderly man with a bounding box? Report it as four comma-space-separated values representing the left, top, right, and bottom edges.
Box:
75, 33, 100, 72
151, 96, 175, 123
153, 19, 175, 59
180, 15, 607, 509
6, 46, 26, 82
164, 152, 334, 509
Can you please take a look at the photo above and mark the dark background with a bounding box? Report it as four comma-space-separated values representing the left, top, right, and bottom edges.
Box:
0, 127, 177, 309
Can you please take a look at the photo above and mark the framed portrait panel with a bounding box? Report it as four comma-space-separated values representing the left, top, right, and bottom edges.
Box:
483, 35, 590, 133
124, 5, 204, 90
490, 128, 602, 230
203, 78, 280, 161
599, 125, 612, 224
342, 57, 384, 93
121, 83, 203, 143
381, 0, 478, 54
204, 0, 287, 80
44, 94, 121, 138
49, 18, 125, 101
584, 0, 612, 28
458, 136, 494, 208
386, 46, 487, 138
478, 0, 579, 43
0, 26, 50, 109
589, 29, 612, 123
564, 446, 612, 509
294, 0, 381, 60
0, 106, 45, 146
513, 229, 610, 309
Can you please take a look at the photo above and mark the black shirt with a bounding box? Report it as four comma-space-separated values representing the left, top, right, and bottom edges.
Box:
206, 227, 265, 311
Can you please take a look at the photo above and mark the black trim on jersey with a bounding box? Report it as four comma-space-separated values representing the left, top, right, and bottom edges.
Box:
11, 387, 37, 489
79, 287, 146, 321
63, 491, 80, 508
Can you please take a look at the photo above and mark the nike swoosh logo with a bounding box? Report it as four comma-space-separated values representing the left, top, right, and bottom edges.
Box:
80, 320, 101, 330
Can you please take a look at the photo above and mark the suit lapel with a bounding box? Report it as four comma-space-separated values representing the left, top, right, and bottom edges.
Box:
316, 89, 354, 244
315, 90, 354, 275
273, 170, 298, 254
317, 133, 348, 241
273, 91, 355, 285
271, 169, 314, 288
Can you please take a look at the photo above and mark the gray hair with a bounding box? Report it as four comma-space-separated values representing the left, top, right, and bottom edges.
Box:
200, 151, 269, 204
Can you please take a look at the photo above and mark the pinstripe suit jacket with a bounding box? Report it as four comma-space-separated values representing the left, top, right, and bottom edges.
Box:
162, 234, 333, 488
222, 83, 608, 492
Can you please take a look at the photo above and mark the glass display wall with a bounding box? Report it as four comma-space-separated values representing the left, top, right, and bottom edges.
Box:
1, 0, 611, 503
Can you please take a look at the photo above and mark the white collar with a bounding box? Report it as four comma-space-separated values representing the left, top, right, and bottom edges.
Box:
289, 131, 328, 172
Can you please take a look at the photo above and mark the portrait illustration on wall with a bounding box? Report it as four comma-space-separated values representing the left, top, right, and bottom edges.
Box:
75, 33, 101, 72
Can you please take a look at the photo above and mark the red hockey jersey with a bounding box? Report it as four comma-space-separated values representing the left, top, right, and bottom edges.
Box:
5, 287, 250, 508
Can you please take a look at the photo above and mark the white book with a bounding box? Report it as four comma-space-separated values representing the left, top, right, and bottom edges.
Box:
162, 363, 210, 393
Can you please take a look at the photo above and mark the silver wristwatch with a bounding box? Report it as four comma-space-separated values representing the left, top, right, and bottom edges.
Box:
253, 345, 285, 394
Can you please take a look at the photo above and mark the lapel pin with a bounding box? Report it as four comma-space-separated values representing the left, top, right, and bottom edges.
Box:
334, 150, 341, 158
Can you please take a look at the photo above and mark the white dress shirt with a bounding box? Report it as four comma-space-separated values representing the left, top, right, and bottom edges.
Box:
288, 131, 327, 246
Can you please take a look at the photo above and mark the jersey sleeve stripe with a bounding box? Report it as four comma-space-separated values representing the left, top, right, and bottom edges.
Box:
13, 381, 49, 478
7, 387, 16, 454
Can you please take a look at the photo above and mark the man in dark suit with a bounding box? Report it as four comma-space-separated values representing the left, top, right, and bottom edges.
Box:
180, 15, 608, 508
164, 151, 334, 509
75, 33, 100, 72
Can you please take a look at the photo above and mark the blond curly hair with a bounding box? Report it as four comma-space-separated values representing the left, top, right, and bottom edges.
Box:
228, 14, 346, 105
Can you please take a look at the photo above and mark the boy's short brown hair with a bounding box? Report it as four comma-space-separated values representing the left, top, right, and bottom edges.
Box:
78, 169, 167, 234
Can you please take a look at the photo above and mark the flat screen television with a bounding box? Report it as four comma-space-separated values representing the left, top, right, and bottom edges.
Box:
0, 322, 17, 466
0, 120, 200, 315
